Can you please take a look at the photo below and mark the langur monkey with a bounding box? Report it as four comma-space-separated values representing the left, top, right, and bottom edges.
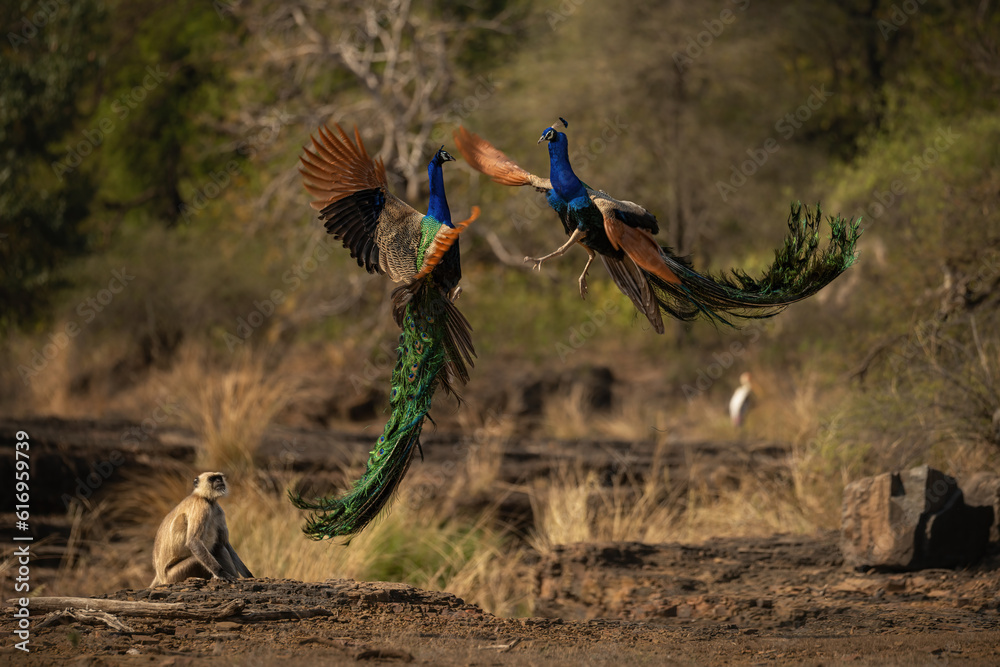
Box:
150, 472, 254, 586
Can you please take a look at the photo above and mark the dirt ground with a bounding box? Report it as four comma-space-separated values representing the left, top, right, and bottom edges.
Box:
3, 543, 999, 666
2, 417, 1000, 665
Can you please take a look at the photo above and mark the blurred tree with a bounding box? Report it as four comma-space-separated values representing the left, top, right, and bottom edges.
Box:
244, 0, 521, 201
0, 0, 107, 334
91, 0, 243, 228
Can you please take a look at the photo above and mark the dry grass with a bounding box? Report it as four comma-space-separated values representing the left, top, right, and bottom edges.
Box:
168, 346, 300, 472
44, 458, 533, 616
538, 383, 673, 442
527, 367, 866, 550
529, 440, 684, 548
25, 331, 999, 619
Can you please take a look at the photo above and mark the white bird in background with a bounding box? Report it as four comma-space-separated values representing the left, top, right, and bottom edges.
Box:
729, 372, 754, 428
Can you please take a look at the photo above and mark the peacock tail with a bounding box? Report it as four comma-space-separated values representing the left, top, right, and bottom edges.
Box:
289, 280, 472, 540
455, 125, 862, 332
645, 202, 863, 327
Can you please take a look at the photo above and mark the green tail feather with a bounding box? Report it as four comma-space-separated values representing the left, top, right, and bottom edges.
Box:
648, 202, 862, 326
289, 282, 473, 540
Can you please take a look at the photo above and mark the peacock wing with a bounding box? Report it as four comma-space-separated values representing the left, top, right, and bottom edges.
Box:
595, 197, 681, 286
598, 254, 665, 334
300, 124, 422, 276
410, 207, 480, 286
590, 190, 659, 234
453, 127, 551, 190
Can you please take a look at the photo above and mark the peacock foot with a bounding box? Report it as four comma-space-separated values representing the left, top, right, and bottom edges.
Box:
578, 273, 589, 299
524, 256, 546, 271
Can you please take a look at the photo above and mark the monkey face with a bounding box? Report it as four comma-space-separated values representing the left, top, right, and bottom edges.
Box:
194, 472, 228, 499
208, 473, 228, 495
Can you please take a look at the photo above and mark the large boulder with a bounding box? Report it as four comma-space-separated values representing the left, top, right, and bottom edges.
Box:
840, 465, 992, 570
962, 471, 1000, 544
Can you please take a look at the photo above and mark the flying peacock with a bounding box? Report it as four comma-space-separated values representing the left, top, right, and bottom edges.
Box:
454, 121, 862, 332
292, 124, 479, 539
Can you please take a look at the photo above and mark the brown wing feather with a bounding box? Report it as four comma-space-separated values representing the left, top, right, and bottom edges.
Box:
591, 191, 659, 234
299, 125, 389, 210
599, 254, 665, 334
409, 207, 481, 284
453, 127, 550, 188
599, 202, 681, 285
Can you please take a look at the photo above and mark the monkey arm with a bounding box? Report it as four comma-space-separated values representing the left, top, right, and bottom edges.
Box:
214, 512, 251, 579
214, 542, 242, 579
186, 535, 229, 579
186, 514, 229, 579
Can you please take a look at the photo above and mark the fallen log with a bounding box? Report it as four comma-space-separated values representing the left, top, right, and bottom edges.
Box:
8, 597, 244, 620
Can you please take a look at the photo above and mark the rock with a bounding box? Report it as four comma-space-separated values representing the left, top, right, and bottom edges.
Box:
962, 472, 1000, 543
840, 465, 992, 570
513, 365, 616, 417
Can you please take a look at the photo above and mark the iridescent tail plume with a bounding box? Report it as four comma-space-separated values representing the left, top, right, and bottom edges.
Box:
289, 282, 473, 540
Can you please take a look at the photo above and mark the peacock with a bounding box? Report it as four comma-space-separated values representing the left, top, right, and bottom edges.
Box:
291, 124, 479, 539
454, 120, 862, 331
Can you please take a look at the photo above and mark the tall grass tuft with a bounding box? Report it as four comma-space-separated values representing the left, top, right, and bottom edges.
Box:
174, 348, 299, 473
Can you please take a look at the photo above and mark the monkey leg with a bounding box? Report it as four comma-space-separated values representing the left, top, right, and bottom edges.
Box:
524, 229, 586, 271
164, 556, 214, 584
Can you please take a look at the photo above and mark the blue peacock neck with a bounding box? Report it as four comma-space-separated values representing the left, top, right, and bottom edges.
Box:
426, 158, 453, 228
547, 132, 587, 203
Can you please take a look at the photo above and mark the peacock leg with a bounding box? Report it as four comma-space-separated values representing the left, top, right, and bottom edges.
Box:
525, 228, 586, 271
578, 247, 596, 298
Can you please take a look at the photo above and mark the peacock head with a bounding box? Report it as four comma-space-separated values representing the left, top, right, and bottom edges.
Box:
431, 146, 456, 167
538, 117, 569, 144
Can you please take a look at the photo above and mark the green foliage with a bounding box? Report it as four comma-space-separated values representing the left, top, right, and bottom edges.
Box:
5, 0, 1000, 470
91, 0, 241, 224
0, 0, 107, 333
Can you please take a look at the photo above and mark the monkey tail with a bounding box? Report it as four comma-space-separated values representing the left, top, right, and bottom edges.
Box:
289, 282, 473, 540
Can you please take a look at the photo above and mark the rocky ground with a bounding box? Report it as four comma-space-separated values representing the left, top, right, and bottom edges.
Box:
2, 417, 999, 665
3, 540, 999, 666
